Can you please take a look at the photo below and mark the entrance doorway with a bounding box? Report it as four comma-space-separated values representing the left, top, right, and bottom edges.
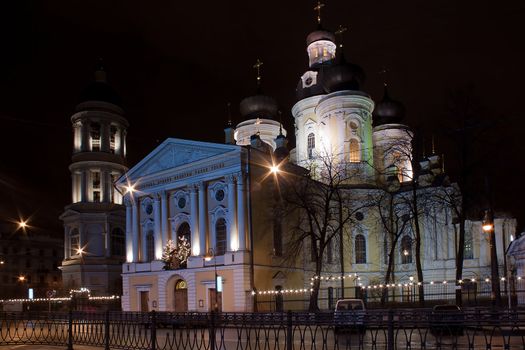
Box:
174, 279, 188, 312
208, 288, 222, 312
140, 291, 149, 312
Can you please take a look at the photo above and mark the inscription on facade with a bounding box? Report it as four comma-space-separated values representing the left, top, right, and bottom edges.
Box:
139, 162, 225, 190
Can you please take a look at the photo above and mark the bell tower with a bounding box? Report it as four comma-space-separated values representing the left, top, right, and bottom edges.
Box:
60, 62, 129, 296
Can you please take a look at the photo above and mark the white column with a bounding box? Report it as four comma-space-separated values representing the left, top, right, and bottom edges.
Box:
160, 191, 169, 247
78, 225, 85, 254
80, 170, 88, 202
122, 130, 127, 158
236, 172, 246, 251
64, 227, 70, 259
105, 221, 111, 257
154, 194, 163, 259
226, 175, 237, 251
125, 198, 133, 262
81, 119, 90, 152
190, 185, 200, 256
132, 199, 140, 262
198, 182, 207, 256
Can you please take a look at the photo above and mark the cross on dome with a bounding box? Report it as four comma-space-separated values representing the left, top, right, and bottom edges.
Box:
253, 59, 263, 85
379, 66, 389, 87
314, 1, 325, 24
335, 25, 347, 48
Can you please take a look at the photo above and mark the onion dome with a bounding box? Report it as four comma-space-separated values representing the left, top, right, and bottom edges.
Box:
321, 46, 365, 93
295, 69, 327, 100
306, 26, 336, 46
78, 63, 122, 107
373, 85, 405, 126
239, 94, 278, 120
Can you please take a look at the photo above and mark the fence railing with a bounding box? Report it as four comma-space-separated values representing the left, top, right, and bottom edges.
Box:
0, 308, 525, 350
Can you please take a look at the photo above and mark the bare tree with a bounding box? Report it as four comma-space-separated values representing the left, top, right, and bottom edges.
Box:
279, 154, 373, 311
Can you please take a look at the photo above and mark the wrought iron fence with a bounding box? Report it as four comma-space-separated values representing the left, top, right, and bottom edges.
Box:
0, 308, 524, 350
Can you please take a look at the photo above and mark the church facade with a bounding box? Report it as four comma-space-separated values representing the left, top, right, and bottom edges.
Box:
113, 11, 516, 311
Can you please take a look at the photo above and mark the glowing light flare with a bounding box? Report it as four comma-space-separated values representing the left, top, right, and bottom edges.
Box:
482, 223, 493, 232
269, 165, 279, 174
124, 184, 136, 194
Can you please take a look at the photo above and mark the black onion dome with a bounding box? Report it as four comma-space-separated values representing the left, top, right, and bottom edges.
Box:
321, 47, 365, 93
239, 94, 278, 120
296, 74, 326, 100
78, 81, 123, 107
306, 25, 336, 46
373, 86, 405, 126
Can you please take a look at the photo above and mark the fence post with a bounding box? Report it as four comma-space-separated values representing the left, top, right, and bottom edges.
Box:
209, 311, 216, 350
286, 310, 292, 350
67, 310, 74, 350
150, 310, 157, 350
104, 310, 110, 350
387, 309, 394, 350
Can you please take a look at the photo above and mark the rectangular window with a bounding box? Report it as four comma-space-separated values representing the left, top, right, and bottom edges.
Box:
110, 125, 117, 154
92, 171, 100, 189
90, 123, 101, 151
464, 228, 474, 259
93, 191, 101, 202
323, 47, 328, 57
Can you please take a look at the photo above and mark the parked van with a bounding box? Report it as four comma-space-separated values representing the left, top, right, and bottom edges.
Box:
333, 299, 366, 333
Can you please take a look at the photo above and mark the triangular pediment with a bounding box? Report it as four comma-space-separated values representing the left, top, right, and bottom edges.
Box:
122, 138, 240, 181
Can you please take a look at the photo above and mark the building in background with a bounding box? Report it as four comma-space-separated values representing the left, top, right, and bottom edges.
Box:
0, 223, 62, 300
59, 63, 128, 296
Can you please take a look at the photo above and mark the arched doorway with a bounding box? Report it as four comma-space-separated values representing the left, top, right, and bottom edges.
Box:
174, 279, 188, 312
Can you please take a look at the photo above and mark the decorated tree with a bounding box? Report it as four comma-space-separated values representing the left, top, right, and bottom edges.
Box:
161, 237, 191, 270
161, 239, 177, 270
175, 235, 191, 268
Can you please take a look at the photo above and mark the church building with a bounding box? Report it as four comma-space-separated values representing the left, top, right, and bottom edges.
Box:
113, 6, 516, 311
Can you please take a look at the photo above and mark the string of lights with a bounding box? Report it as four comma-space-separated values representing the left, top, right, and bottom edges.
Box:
252, 275, 523, 296
0, 288, 120, 304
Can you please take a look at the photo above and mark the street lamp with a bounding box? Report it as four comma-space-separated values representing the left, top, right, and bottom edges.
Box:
204, 248, 219, 312
482, 209, 501, 307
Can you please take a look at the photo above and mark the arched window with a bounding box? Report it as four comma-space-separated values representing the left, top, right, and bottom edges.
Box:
110, 228, 125, 256
326, 238, 334, 263
401, 235, 412, 264
70, 229, 80, 257
146, 230, 154, 262
215, 218, 227, 255
328, 287, 334, 310
177, 222, 191, 249
274, 285, 283, 311
355, 234, 366, 264
307, 133, 315, 159
349, 139, 360, 163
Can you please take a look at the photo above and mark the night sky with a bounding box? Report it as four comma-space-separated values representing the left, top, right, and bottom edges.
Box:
0, 1, 524, 236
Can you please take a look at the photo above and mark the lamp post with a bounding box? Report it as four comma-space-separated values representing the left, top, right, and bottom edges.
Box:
205, 248, 218, 312
482, 209, 501, 307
